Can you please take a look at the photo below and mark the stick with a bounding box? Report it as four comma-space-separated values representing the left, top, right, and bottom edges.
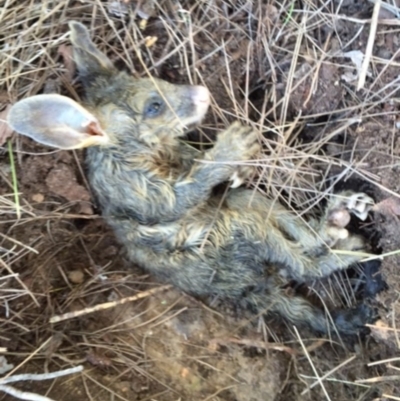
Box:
0, 366, 84, 401
50, 285, 172, 323
0, 366, 83, 384
357, 0, 381, 90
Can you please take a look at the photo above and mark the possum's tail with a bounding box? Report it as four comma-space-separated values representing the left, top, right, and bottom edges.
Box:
247, 288, 376, 337
244, 260, 383, 337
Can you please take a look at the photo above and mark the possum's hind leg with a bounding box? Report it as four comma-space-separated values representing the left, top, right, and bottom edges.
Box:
315, 191, 374, 247
273, 190, 374, 250
293, 191, 375, 281
265, 191, 374, 282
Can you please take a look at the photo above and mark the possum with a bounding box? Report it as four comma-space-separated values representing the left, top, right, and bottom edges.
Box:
7, 21, 377, 336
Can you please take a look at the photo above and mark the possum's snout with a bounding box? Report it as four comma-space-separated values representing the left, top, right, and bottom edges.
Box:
186, 85, 210, 126
191, 85, 210, 113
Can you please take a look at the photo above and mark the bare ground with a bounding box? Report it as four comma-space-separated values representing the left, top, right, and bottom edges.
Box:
1, 1, 400, 400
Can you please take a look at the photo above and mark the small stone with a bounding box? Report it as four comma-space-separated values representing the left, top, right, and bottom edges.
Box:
79, 202, 94, 215
32, 193, 44, 203
68, 270, 84, 284
144, 36, 158, 48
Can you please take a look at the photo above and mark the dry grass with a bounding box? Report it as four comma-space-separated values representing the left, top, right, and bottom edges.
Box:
1, 0, 400, 400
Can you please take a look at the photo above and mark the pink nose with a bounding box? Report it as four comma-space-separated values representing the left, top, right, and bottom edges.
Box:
191, 85, 210, 105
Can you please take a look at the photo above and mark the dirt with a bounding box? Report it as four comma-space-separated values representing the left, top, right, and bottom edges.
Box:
1, 1, 400, 401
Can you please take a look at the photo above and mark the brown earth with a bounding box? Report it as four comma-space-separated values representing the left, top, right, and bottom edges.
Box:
1, 1, 400, 401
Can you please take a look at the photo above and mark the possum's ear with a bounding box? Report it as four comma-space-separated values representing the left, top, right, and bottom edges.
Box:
7, 94, 109, 149
69, 21, 115, 76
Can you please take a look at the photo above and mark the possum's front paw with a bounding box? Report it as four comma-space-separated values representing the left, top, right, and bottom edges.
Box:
211, 122, 260, 186
213, 121, 260, 162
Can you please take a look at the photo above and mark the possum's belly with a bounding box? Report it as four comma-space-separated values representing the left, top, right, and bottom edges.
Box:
135, 221, 215, 250
110, 215, 223, 253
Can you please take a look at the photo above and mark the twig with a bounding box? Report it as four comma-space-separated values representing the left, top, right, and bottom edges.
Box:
0, 366, 83, 401
357, 0, 381, 90
294, 326, 331, 400
0, 258, 39, 307
382, 395, 400, 401
356, 375, 400, 384
0, 384, 54, 401
7, 140, 20, 219
49, 285, 172, 323
368, 357, 400, 367
0, 366, 83, 384
209, 337, 297, 355
301, 355, 356, 395
366, 323, 400, 332
368, 0, 400, 17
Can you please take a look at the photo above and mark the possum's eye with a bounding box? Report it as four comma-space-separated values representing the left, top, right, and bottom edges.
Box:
144, 99, 164, 118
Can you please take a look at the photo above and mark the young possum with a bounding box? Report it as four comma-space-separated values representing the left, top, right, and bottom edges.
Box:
8, 21, 377, 336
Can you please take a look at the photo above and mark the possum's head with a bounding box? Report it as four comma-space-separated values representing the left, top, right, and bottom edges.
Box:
7, 21, 210, 150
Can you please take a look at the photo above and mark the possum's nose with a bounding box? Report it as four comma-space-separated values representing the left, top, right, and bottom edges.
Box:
191, 86, 210, 105
191, 86, 210, 120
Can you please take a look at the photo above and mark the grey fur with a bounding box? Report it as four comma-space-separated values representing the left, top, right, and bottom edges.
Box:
10, 21, 378, 336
